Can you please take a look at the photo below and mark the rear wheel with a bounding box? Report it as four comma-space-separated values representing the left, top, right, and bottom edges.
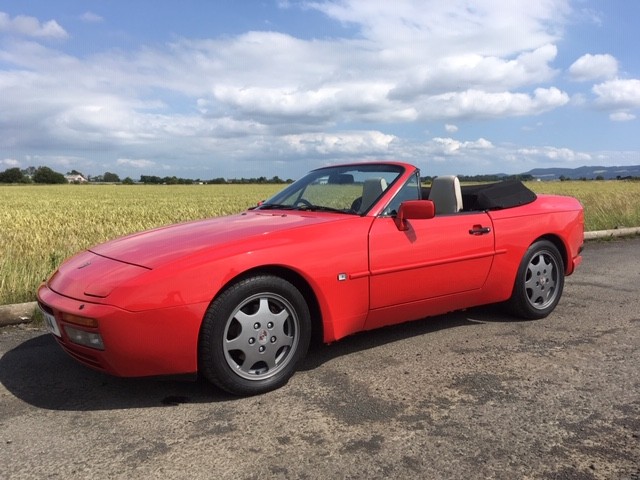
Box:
508, 240, 564, 319
199, 275, 311, 396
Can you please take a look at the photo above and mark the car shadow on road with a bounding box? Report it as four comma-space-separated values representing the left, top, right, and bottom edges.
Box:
300, 304, 517, 371
0, 305, 515, 411
0, 333, 236, 410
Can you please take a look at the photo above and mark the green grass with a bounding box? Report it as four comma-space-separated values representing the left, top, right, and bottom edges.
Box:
1, 180, 639, 305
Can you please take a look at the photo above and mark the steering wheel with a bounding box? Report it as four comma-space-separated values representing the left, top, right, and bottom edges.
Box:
294, 198, 313, 208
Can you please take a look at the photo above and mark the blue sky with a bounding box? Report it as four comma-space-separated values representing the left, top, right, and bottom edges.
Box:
1, 1, 639, 180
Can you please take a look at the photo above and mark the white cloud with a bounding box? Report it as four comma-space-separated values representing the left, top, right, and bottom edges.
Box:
1, 158, 20, 167
308, 0, 569, 56
444, 124, 458, 133
416, 87, 569, 120
282, 131, 396, 155
391, 44, 559, 99
569, 93, 588, 107
517, 146, 591, 163
593, 79, 640, 109
116, 158, 157, 169
427, 137, 494, 156
213, 85, 343, 120
0, 12, 67, 39
80, 12, 104, 23
610, 112, 636, 122
569, 53, 618, 81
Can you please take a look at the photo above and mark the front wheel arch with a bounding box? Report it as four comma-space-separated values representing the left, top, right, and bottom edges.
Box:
212, 266, 324, 346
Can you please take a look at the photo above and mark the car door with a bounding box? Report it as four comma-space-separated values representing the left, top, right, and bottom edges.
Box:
367, 211, 495, 310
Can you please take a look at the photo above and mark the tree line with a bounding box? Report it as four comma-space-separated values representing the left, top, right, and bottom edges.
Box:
420, 173, 535, 183
0, 166, 79, 184
0, 166, 294, 185
4, 165, 639, 185
139, 175, 291, 185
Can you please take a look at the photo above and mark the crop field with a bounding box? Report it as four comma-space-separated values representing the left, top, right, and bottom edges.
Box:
0, 184, 280, 305
1, 180, 639, 305
526, 180, 640, 232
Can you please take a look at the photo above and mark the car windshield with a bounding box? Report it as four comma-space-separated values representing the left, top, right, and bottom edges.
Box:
259, 164, 405, 215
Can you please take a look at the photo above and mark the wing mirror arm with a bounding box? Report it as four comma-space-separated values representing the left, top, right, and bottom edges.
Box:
394, 200, 435, 231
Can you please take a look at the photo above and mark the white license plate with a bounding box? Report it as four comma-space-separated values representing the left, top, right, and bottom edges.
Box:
40, 307, 61, 337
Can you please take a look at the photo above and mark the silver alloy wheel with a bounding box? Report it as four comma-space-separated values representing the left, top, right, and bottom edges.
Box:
524, 250, 560, 310
222, 292, 300, 381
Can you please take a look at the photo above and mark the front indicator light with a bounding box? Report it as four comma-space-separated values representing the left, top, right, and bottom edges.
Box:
64, 326, 105, 350
61, 312, 98, 328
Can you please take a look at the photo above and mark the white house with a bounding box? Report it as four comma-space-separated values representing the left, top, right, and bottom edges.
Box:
65, 174, 88, 183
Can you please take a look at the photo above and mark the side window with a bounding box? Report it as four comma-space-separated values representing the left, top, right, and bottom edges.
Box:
382, 173, 421, 216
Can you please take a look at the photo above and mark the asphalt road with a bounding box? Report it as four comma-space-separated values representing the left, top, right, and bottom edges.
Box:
1, 237, 639, 479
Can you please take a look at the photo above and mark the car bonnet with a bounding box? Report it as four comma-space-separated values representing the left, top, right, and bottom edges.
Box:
88, 210, 345, 269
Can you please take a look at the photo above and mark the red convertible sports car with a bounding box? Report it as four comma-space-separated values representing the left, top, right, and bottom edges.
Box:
37, 162, 584, 395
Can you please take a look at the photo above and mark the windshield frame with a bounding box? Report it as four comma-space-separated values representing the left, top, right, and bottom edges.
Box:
258, 163, 407, 216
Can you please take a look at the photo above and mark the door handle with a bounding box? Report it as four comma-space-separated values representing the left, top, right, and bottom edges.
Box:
469, 225, 491, 235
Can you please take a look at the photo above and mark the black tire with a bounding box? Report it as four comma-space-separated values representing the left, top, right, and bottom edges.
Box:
199, 275, 311, 396
508, 240, 565, 320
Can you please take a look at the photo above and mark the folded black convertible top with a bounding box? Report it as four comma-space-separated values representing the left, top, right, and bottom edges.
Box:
461, 180, 537, 211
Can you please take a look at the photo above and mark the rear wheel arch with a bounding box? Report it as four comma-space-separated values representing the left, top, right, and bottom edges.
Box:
508, 238, 565, 319
536, 234, 568, 273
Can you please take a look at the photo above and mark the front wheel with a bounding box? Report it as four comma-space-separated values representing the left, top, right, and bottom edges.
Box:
199, 275, 311, 396
508, 240, 565, 319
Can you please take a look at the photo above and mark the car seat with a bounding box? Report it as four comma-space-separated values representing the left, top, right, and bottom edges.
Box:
428, 175, 463, 214
358, 177, 388, 213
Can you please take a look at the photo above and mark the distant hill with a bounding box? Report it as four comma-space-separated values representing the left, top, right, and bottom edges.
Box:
523, 165, 640, 180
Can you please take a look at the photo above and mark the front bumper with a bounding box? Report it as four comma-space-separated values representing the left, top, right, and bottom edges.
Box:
37, 284, 208, 378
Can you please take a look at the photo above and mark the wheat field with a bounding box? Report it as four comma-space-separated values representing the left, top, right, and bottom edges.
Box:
0, 184, 280, 304
1, 181, 639, 305
526, 180, 640, 232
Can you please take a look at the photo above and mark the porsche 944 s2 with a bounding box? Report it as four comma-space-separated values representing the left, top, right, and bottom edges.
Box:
37, 162, 584, 395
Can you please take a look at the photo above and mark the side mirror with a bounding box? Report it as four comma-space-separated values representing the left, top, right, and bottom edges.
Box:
394, 200, 435, 231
